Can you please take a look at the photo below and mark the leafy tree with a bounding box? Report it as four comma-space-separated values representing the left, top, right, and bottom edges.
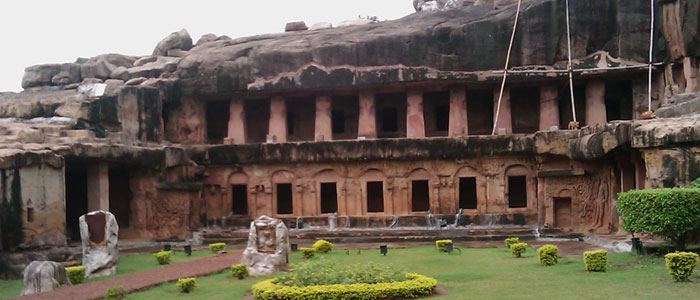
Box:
617, 188, 700, 250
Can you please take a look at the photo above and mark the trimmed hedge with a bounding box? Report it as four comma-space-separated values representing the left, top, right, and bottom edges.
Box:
177, 277, 197, 293
583, 249, 607, 272
312, 239, 333, 253
231, 263, 249, 279
154, 250, 172, 265
300, 247, 316, 259
664, 252, 700, 281
65, 265, 85, 284
209, 242, 226, 253
252, 273, 437, 300
435, 240, 452, 252
537, 244, 558, 266
617, 188, 700, 250
504, 237, 519, 249
690, 177, 700, 188
105, 285, 125, 300
510, 242, 527, 257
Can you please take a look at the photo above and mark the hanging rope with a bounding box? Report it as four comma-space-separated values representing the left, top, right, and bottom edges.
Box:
647, 0, 655, 113
492, 0, 522, 135
565, 0, 578, 129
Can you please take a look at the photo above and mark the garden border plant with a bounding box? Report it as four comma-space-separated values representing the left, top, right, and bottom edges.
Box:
664, 251, 699, 281
537, 244, 558, 266
65, 265, 85, 284
504, 237, 519, 249
510, 242, 527, 257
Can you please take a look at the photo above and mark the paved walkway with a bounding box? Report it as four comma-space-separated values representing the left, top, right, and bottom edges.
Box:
12, 251, 242, 300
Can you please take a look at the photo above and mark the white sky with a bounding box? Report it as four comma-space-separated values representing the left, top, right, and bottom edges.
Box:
0, 1, 414, 92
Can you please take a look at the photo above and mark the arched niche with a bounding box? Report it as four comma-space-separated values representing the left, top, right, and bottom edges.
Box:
359, 168, 387, 214
453, 165, 484, 211
406, 168, 431, 213
314, 169, 343, 215
271, 170, 295, 216
227, 171, 250, 216
504, 164, 534, 210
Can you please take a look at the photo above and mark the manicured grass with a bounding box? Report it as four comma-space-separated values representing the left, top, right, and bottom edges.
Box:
0, 249, 212, 299
127, 245, 700, 300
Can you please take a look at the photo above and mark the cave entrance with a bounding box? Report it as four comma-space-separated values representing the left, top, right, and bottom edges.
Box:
276, 183, 293, 215
507, 175, 527, 208
467, 89, 494, 135
559, 84, 586, 128
206, 100, 230, 144
286, 97, 316, 142
376, 93, 407, 138
423, 91, 450, 137
244, 99, 270, 144
366, 181, 384, 213
231, 184, 248, 215
510, 87, 540, 133
108, 167, 131, 228
411, 180, 430, 212
554, 197, 572, 228
605, 81, 633, 121
331, 95, 359, 140
65, 165, 88, 242
459, 177, 477, 209
320, 182, 338, 214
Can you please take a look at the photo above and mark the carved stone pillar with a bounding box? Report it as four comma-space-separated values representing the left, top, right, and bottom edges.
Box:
449, 86, 468, 136
268, 96, 287, 142
539, 85, 559, 130
314, 95, 332, 141
492, 87, 512, 134
585, 80, 607, 126
226, 98, 246, 144
406, 90, 425, 138
357, 90, 377, 139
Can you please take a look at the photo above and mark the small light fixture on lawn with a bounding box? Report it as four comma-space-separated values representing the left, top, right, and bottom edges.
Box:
184, 245, 192, 256
163, 244, 171, 252
291, 243, 298, 251
380, 245, 388, 256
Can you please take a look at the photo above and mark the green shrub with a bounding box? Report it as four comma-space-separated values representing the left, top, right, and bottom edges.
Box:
176, 277, 197, 293
153, 250, 172, 265
209, 242, 226, 253
435, 239, 452, 252
537, 244, 558, 266
690, 177, 700, 188
583, 249, 607, 272
275, 261, 404, 286
105, 285, 125, 300
252, 273, 436, 300
65, 265, 85, 284
664, 251, 700, 281
505, 237, 519, 249
617, 188, 700, 250
312, 239, 333, 253
230, 263, 248, 280
300, 247, 316, 259
510, 242, 527, 257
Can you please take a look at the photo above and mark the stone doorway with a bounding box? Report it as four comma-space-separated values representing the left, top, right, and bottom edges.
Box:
64, 166, 88, 242
554, 197, 572, 228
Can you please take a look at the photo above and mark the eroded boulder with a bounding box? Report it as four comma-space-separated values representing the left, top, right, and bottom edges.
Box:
153, 29, 192, 56
285, 21, 308, 32
20, 261, 70, 296
79, 210, 119, 277
241, 215, 289, 276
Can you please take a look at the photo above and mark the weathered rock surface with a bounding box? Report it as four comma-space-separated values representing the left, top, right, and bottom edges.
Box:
20, 261, 70, 295
175, 0, 660, 94
241, 216, 289, 276
309, 22, 332, 31
79, 210, 119, 277
153, 29, 192, 56
284, 21, 308, 32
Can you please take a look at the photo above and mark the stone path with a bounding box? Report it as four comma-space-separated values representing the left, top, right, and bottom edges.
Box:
11, 251, 242, 300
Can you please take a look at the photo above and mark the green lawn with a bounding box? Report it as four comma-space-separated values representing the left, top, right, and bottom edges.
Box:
0, 249, 212, 299
127, 245, 700, 300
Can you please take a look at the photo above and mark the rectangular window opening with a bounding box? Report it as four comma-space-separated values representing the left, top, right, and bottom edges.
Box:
276, 183, 293, 214
320, 182, 338, 214
231, 184, 248, 215
382, 108, 398, 132
508, 176, 528, 208
510, 87, 540, 134
459, 177, 477, 209
467, 89, 494, 135
605, 81, 633, 121
286, 112, 295, 136
366, 181, 384, 213
435, 105, 450, 132
205, 100, 231, 144
411, 180, 430, 212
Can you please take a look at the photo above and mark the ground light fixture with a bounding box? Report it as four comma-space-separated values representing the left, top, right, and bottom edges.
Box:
380, 245, 388, 256
184, 245, 192, 256
163, 244, 171, 252
290, 243, 298, 251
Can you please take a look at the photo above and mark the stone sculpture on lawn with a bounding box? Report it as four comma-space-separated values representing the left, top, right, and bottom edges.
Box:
79, 210, 119, 277
241, 215, 289, 276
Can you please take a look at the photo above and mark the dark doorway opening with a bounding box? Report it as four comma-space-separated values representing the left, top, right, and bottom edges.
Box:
108, 167, 132, 228
320, 182, 338, 214
376, 93, 407, 138
508, 176, 528, 208
366, 181, 384, 213
554, 197, 572, 227
205, 100, 230, 144
467, 89, 494, 135
65, 166, 88, 242
276, 183, 293, 214
331, 95, 359, 140
459, 177, 477, 209
605, 81, 633, 121
244, 99, 270, 143
286, 97, 316, 142
411, 180, 430, 212
510, 87, 540, 133
423, 91, 450, 137
231, 184, 248, 215
559, 84, 586, 128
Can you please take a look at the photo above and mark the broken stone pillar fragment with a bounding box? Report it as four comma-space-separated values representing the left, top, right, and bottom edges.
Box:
79, 210, 119, 277
20, 261, 70, 296
241, 215, 289, 276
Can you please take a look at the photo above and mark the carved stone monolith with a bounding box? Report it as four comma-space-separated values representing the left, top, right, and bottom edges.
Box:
241, 215, 289, 276
79, 210, 119, 277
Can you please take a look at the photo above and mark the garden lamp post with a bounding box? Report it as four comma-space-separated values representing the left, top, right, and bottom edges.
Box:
380, 245, 388, 256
